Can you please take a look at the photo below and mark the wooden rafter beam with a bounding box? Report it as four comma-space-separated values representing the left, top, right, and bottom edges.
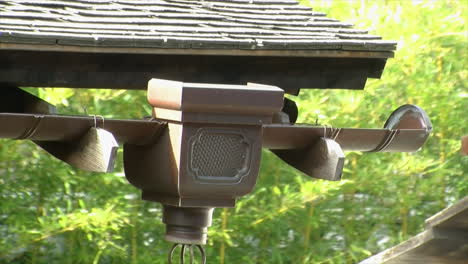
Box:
0, 50, 387, 95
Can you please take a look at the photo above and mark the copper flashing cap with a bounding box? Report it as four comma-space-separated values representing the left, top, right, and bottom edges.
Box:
384, 104, 432, 131
147, 79, 284, 125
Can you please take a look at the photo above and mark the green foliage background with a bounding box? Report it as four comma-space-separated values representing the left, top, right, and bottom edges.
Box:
0, 1, 466, 263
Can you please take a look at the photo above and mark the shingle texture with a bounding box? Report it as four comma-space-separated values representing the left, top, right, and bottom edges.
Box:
0, 0, 396, 52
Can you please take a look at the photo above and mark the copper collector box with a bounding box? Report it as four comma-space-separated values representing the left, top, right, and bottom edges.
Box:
124, 79, 284, 208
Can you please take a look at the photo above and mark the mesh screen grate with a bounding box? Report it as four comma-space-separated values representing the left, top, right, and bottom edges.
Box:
191, 132, 248, 178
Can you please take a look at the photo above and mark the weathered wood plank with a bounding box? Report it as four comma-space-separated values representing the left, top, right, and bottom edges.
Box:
360, 228, 468, 264
425, 197, 468, 230
360, 197, 468, 264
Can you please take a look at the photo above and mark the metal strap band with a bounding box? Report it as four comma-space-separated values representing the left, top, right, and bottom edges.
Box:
370, 129, 399, 152
323, 126, 341, 140
16, 115, 44, 139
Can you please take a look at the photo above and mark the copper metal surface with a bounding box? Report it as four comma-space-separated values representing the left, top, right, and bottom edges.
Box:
384, 104, 432, 130
126, 79, 285, 247
0, 113, 166, 145
265, 104, 431, 181
273, 137, 346, 181
163, 206, 213, 245
263, 104, 431, 153
263, 125, 430, 152
148, 79, 285, 124
124, 80, 285, 211
0, 113, 430, 153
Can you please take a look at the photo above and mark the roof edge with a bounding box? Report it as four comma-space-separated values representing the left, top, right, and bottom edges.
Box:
0, 42, 394, 59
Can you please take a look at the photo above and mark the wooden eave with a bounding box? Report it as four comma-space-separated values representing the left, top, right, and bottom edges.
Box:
0, 48, 389, 95
0, 0, 396, 94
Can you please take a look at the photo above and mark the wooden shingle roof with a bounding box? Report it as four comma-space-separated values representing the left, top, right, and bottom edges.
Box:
0, 0, 397, 94
0, 0, 396, 56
